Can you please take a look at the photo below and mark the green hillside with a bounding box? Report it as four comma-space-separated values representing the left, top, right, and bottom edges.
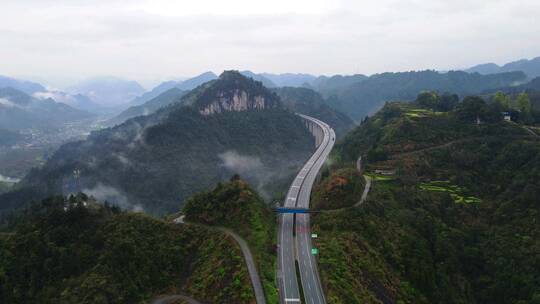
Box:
0, 71, 314, 217
273, 87, 355, 137
0, 194, 253, 304
314, 70, 526, 121
310, 96, 540, 303
183, 177, 277, 303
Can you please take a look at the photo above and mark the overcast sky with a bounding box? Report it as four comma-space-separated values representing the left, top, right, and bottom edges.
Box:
1, 0, 539, 88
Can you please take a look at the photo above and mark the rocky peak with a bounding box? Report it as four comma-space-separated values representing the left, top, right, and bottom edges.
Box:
189, 70, 281, 115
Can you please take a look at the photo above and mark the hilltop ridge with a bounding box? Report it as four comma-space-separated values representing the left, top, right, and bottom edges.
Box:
310, 95, 540, 304
0, 71, 315, 216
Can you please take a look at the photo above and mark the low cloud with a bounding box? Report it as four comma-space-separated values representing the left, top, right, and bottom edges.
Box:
218, 150, 264, 174
33, 91, 75, 105
0, 174, 20, 183
218, 150, 293, 200
82, 183, 144, 212
0, 98, 20, 108
113, 152, 131, 166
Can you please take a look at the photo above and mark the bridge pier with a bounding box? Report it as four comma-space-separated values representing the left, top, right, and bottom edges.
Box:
302, 118, 324, 147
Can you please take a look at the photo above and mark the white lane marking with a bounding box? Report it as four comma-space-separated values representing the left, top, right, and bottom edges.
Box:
282, 116, 334, 304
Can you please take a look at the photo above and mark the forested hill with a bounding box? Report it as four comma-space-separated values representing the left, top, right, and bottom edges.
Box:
273, 86, 355, 137
318, 70, 526, 121
183, 177, 278, 302
0, 194, 254, 303
311, 94, 540, 303
0, 71, 315, 216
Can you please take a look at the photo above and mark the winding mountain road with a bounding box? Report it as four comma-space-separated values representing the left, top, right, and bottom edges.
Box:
171, 219, 266, 304
217, 228, 266, 304
278, 114, 335, 304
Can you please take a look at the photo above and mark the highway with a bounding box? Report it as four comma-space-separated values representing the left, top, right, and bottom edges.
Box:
278, 114, 335, 304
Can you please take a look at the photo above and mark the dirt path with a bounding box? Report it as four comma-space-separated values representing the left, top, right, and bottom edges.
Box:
354, 175, 372, 207
389, 137, 481, 159
523, 126, 540, 138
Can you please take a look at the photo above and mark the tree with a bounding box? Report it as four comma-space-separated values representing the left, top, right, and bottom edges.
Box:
516, 92, 533, 123
493, 91, 512, 110
438, 93, 459, 112
416, 91, 439, 109
416, 92, 458, 112
456, 96, 487, 123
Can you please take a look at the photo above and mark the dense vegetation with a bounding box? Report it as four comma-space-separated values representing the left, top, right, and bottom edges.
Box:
0, 71, 315, 218
273, 87, 355, 137
484, 77, 540, 123
311, 168, 365, 210
311, 70, 526, 121
183, 177, 278, 303
0, 194, 254, 303
311, 98, 540, 303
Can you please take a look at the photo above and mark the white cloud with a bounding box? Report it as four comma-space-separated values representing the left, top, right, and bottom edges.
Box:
82, 183, 144, 212
218, 150, 264, 174
0, 98, 20, 108
0, 0, 539, 87
33, 91, 75, 105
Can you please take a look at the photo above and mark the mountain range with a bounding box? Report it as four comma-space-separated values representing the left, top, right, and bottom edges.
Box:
0, 75, 46, 95
126, 72, 218, 108
0, 87, 93, 131
261, 73, 317, 87
317, 70, 527, 121
67, 76, 146, 107
466, 56, 540, 79
106, 88, 187, 126
0, 71, 316, 216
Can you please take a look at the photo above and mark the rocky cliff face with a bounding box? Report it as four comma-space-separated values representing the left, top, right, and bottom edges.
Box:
189, 70, 280, 115
200, 89, 273, 115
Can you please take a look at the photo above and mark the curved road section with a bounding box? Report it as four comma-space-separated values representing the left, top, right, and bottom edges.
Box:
278, 114, 335, 304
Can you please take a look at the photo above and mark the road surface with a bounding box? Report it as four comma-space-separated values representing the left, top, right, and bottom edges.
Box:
217, 228, 266, 304
278, 114, 335, 304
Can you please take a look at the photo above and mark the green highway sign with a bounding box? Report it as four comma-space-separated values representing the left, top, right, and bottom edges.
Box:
311, 248, 319, 255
